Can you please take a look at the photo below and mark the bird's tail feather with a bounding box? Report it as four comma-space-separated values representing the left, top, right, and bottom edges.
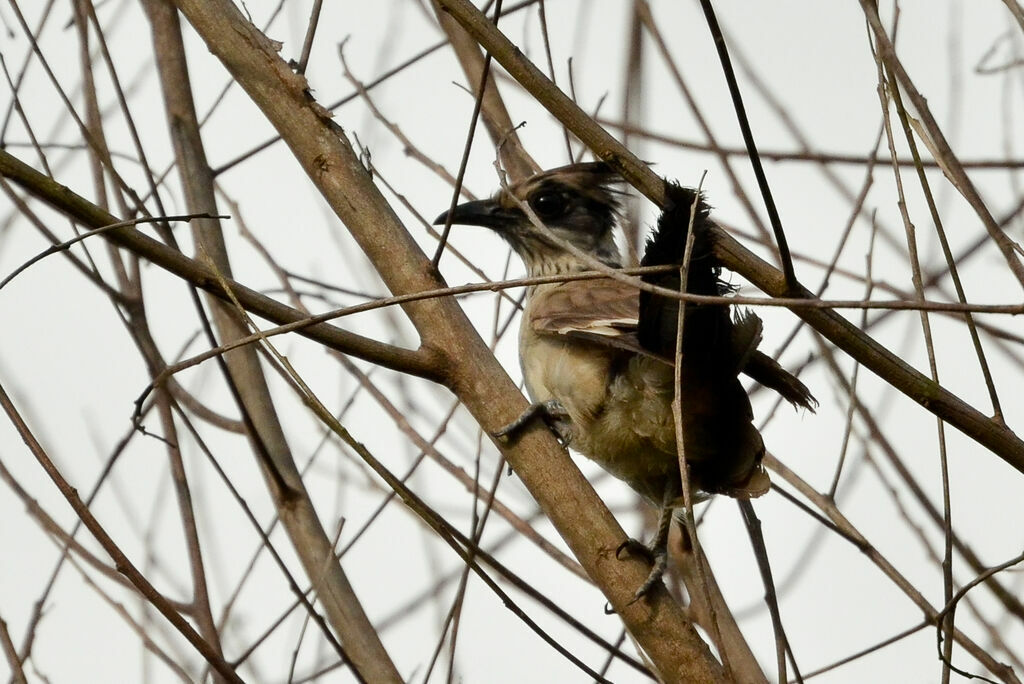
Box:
637, 181, 730, 358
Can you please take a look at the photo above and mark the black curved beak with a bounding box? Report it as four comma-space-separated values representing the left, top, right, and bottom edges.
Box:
432, 199, 518, 231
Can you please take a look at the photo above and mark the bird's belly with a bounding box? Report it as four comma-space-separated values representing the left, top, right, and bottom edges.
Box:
519, 335, 610, 420
520, 335, 679, 503
574, 367, 679, 504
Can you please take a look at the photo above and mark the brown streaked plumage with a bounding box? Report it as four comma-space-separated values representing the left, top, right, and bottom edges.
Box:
435, 161, 815, 598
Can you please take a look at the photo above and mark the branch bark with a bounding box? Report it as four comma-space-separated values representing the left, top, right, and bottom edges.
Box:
140, 1, 404, 682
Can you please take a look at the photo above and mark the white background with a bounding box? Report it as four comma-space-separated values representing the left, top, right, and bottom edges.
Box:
1, 1, 1023, 682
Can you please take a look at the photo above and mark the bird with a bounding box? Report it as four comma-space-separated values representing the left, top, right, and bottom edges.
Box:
434, 161, 815, 598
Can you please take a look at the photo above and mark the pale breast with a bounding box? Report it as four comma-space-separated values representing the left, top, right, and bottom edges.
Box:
518, 322, 611, 423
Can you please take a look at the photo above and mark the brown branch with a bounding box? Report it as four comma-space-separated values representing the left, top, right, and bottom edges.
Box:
0, 450, 192, 612
597, 118, 1024, 170
766, 453, 1020, 683
0, 381, 243, 683
717, 234, 1024, 474
860, 0, 1024, 290
0, 149, 440, 381
141, 2, 402, 680
66, 555, 196, 683
0, 616, 27, 684
431, 0, 539, 181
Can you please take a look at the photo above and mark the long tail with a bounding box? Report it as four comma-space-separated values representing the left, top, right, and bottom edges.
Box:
637, 181, 730, 358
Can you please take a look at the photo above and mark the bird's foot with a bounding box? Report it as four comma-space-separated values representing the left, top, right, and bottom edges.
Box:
616, 537, 656, 564
616, 537, 669, 603
494, 399, 573, 447
615, 502, 675, 603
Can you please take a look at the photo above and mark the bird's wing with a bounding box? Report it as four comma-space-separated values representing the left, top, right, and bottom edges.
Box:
530, 279, 639, 336
530, 279, 677, 362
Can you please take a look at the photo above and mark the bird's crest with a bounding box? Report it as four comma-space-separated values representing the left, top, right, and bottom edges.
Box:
503, 161, 625, 217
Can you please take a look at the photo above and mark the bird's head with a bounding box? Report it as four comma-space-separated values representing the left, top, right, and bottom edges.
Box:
433, 162, 624, 276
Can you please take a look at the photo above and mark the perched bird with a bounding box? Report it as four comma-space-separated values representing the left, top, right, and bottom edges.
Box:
435, 162, 815, 597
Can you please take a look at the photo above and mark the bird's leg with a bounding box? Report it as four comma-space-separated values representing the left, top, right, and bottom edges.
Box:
616, 501, 675, 602
493, 399, 573, 447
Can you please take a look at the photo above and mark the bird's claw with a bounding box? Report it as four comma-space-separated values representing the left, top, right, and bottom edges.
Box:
630, 553, 669, 603
493, 425, 515, 444
493, 399, 573, 448
616, 538, 655, 563
617, 537, 669, 603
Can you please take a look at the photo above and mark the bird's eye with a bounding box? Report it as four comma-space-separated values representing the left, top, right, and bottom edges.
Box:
529, 191, 569, 219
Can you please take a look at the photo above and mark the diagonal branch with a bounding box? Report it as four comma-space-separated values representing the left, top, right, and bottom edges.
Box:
0, 380, 243, 684
860, 0, 1024, 290
140, 1, 401, 681
431, 0, 539, 181
0, 149, 440, 382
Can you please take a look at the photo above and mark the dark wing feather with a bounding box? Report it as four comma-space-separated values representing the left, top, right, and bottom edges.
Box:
639, 180, 817, 409
744, 351, 818, 411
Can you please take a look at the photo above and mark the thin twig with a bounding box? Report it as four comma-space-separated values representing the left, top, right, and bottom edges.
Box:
0, 381, 244, 683
432, 0, 504, 269
697, 0, 797, 289
295, 0, 323, 74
